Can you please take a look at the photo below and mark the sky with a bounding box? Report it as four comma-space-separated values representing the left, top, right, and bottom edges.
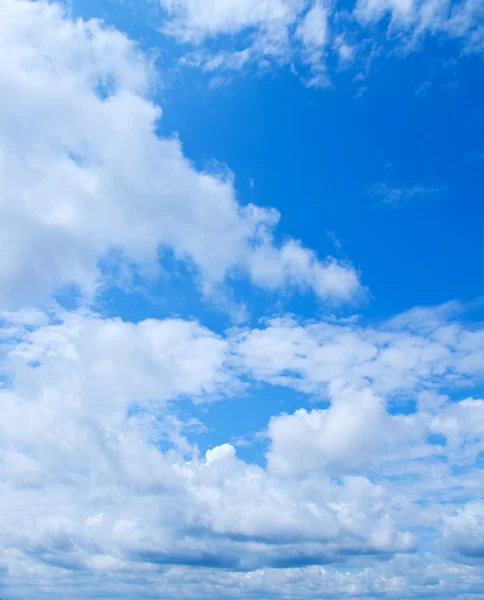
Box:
0, 0, 484, 598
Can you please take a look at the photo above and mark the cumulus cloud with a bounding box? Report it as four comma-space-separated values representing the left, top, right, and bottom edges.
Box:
234, 302, 484, 396
266, 385, 414, 476
1, 303, 484, 584
0, 307, 418, 593
1, 299, 484, 597
231, 304, 484, 570
0, 0, 360, 310
443, 502, 484, 560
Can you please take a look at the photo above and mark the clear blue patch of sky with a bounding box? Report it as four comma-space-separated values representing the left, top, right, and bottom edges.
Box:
171, 384, 312, 464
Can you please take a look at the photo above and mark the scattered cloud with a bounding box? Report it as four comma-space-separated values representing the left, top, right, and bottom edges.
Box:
416, 79, 432, 96
326, 230, 342, 250
157, 0, 484, 85
296, 0, 330, 73
368, 181, 444, 207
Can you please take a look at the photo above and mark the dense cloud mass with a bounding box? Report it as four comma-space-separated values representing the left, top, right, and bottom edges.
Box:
0, 1, 483, 599
0, 308, 416, 572
2, 301, 484, 596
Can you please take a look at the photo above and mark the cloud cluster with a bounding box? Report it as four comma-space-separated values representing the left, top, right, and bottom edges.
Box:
0, 307, 418, 592
1, 301, 484, 598
0, 0, 359, 310
160, 0, 484, 82
355, 0, 484, 53
234, 302, 484, 396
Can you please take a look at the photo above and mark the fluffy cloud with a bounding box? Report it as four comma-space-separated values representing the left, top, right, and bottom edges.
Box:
297, 1, 329, 49
234, 302, 484, 396
1, 301, 484, 597
0, 0, 359, 310
161, 0, 304, 46
443, 502, 484, 560
266, 385, 416, 476
0, 307, 232, 486
0, 307, 417, 595
234, 304, 484, 547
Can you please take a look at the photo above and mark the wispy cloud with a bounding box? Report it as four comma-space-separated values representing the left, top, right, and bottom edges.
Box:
368, 181, 444, 207
158, 0, 484, 87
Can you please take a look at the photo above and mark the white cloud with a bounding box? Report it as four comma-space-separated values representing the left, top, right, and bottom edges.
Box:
0, 307, 418, 593
295, 0, 330, 75
161, 0, 303, 44
1, 302, 484, 596
233, 304, 484, 527
247, 239, 361, 301
368, 181, 443, 207
354, 0, 484, 52
355, 0, 419, 25
0, 307, 233, 489
234, 302, 484, 396
267, 385, 417, 476
429, 397, 484, 463
297, 1, 329, 50
4, 553, 484, 600
159, 0, 483, 82
0, 0, 360, 310
267, 386, 484, 488
443, 502, 484, 560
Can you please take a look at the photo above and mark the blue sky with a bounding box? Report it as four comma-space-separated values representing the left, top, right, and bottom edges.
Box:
73, 0, 484, 323
1, 0, 484, 598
